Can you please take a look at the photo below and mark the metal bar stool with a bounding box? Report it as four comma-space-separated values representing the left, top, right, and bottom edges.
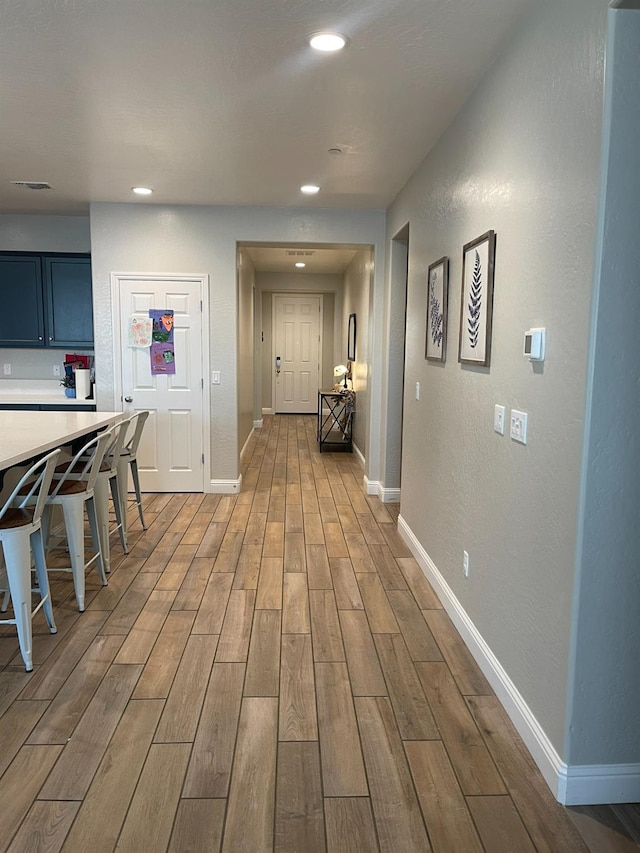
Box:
116, 410, 150, 531
0, 449, 61, 671
93, 417, 131, 570
43, 429, 114, 611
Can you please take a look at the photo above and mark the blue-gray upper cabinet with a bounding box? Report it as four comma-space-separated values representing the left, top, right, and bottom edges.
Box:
0, 255, 45, 346
0, 254, 93, 349
43, 256, 93, 348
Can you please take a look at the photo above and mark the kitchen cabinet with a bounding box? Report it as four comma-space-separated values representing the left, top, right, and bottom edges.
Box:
0, 403, 96, 411
0, 253, 93, 349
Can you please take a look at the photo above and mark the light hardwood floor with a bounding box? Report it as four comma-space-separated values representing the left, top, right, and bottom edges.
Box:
0, 414, 638, 852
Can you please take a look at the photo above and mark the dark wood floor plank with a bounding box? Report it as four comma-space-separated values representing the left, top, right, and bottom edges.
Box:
154, 634, 217, 742
354, 696, 432, 852
216, 589, 256, 661
356, 574, 399, 633
468, 695, 589, 852
373, 633, 438, 740
0, 747, 64, 853
279, 634, 317, 741
416, 661, 505, 795
132, 609, 195, 699
275, 742, 325, 853
396, 557, 442, 610
27, 635, 124, 745
115, 742, 191, 853
60, 698, 164, 853
100, 572, 159, 635
0, 699, 49, 779
330, 557, 364, 610
222, 697, 278, 853
316, 661, 368, 797
387, 590, 443, 661
405, 740, 484, 853
183, 661, 245, 798
309, 590, 345, 662
467, 795, 537, 853
282, 573, 310, 634
338, 609, 387, 697
245, 609, 281, 696
325, 798, 379, 853
422, 609, 492, 695
114, 588, 177, 664
171, 556, 213, 610
191, 572, 233, 634
8, 800, 79, 853
169, 799, 226, 853
256, 557, 284, 609
38, 663, 142, 800
306, 544, 333, 589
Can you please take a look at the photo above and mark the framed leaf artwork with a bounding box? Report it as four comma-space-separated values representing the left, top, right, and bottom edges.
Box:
425, 256, 449, 361
458, 230, 496, 366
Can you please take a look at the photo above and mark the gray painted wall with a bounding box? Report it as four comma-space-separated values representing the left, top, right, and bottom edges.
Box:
568, 6, 640, 765
342, 248, 372, 459
237, 249, 255, 454
89, 203, 385, 483
385, 0, 607, 756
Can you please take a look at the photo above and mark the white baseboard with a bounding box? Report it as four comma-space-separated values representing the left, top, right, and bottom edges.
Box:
261, 408, 274, 415
209, 476, 242, 494
363, 475, 400, 503
352, 442, 365, 470
253, 419, 263, 429
240, 429, 254, 463
397, 513, 640, 806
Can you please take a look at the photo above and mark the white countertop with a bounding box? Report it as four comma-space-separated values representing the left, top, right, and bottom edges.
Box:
0, 379, 95, 406
0, 410, 122, 470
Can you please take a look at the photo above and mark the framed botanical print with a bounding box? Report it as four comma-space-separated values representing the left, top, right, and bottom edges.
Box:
458, 230, 496, 366
425, 256, 449, 361
347, 313, 357, 361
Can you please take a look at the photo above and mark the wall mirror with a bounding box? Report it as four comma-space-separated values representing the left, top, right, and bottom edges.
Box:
347, 313, 357, 361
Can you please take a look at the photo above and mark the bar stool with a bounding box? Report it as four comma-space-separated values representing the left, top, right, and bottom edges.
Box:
116, 410, 150, 530
44, 429, 114, 611
92, 417, 131, 571
0, 448, 61, 671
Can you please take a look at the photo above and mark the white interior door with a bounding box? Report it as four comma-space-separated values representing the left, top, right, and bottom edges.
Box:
118, 276, 204, 492
273, 294, 321, 414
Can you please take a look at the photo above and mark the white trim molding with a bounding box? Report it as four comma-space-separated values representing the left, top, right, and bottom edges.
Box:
209, 477, 242, 494
262, 408, 274, 416
397, 513, 640, 806
240, 428, 254, 463
364, 475, 400, 504
352, 442, 365, 470
253, 419, 264, 429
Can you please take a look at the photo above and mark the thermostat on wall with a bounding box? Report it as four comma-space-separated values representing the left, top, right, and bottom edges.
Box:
523, 327, 545, 361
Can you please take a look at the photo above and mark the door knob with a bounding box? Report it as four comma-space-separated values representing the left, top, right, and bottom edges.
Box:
124, 396, 133, 403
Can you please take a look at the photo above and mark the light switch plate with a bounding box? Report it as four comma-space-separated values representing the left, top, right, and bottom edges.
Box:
212, 371, 221, 385
510, 409, 528, 444
494, 404, 506, 435
3, 364, 11, 376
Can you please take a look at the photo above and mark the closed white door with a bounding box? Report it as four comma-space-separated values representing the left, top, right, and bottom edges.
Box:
273, 294, 321, 414
118, 276, 205, 492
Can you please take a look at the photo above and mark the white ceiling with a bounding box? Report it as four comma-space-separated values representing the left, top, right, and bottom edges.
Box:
244, 245, 360, 274
0, 0, 535, 217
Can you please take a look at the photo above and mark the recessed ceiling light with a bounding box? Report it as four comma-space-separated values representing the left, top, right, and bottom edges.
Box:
132, 186, 153, 195
309, 32, 348, 52
295, 262, 306, 268
300, 184, 320, 195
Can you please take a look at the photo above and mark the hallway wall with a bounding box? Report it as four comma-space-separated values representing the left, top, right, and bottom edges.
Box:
386, 0, 608, 769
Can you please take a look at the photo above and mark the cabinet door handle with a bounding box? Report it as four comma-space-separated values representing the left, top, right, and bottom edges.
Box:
38, 336, 43, 341
48, 336, 53, 341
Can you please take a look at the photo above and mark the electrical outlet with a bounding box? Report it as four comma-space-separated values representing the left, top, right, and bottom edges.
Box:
463, 550, 469, 577
494, 404, 506, 435
53, 364, 61, 377
3, 363, 11, 376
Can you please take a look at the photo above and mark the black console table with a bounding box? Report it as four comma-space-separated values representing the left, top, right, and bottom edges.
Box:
317, 390, 355, 453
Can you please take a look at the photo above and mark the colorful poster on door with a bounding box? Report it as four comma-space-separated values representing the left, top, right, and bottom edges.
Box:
149, 309, 176, 375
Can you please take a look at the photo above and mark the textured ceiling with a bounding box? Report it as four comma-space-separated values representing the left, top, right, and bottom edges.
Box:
0, 0, 535, 215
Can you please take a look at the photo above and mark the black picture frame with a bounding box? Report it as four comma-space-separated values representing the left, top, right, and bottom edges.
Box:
347, 313, 357, 361
458, 230, 496, 367
425, 256, 449, 362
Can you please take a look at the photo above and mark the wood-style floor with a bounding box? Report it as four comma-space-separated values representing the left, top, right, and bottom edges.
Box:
0, 414, 638, 852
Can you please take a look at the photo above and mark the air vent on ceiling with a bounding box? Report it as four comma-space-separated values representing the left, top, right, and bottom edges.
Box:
11, 181, 52, 190
285, 250, 314, 257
